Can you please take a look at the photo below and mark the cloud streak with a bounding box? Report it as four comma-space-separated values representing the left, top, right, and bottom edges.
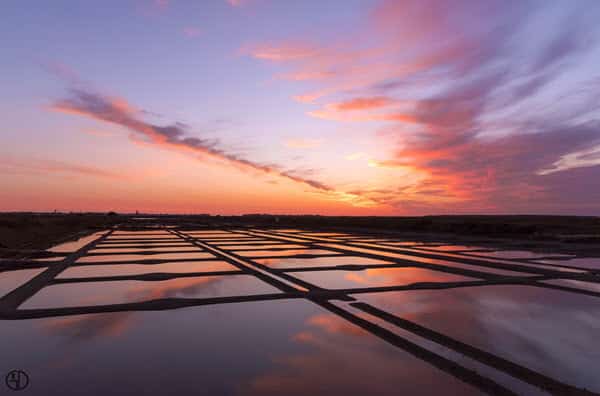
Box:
333, 96, 392, 111
51, 88, 334, 192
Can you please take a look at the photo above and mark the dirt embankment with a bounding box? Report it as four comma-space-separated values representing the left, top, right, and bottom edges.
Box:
0, 213, 121, 256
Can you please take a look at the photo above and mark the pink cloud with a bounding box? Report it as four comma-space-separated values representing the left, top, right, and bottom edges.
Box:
244, 0, 600, 214
292, 92, 325, 104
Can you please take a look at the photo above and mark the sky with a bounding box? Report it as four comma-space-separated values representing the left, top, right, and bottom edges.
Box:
1, 0, 600, 215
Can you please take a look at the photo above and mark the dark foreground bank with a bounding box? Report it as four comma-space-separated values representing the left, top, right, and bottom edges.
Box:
1, 212, 599, 255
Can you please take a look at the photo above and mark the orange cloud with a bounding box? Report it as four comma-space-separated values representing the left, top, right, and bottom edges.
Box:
308, 108, 417, 124
292, 92, 325, 104
333, 96, 392, 111
306, 97, 418, 123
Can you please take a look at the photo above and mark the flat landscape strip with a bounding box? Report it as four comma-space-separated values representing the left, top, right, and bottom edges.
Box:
170, 230, 302, 293
252, 229, 600, 299
2, 225, 597, 394
240, 230, 506, 280
246, 230, 588, 279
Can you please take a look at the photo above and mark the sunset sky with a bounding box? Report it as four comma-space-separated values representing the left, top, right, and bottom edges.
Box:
2, 0, 600, 215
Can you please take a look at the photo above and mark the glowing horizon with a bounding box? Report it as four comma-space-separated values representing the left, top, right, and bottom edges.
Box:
2, 0, 600, 215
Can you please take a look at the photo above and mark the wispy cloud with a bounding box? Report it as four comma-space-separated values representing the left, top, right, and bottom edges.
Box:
538, 145, 600, 175
51, 87, 334, 191
332, 97, 392, 111
293, 92, 325, 104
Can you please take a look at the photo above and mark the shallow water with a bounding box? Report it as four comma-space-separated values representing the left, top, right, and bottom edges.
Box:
380, 241, 425, 246
467, 250, 573, 259
0, 300, 480, 396
222, 244, 307, 250
292, 267, 477, 289
77, 252, 216, 263
58, 260, 238, 278
95, 242, 193, 248
317, 243, 584, 275
0, 268, 46, 297
108, 235, 180, 240
112, 231, 171, 235
189, 235, 257, 240
48, 231, 107, 253
358, 285, 600, 393
535, 257, 600, 270
2, 228, 598, 394
256, 255, 394, 269
299, 232, 350, 237
213, 240, 286, 246
541, 278, 600, 293
88, 246, 200, 253
22, 275, 280, 309
236, 249, 339, 258
414, 245, 493, 251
